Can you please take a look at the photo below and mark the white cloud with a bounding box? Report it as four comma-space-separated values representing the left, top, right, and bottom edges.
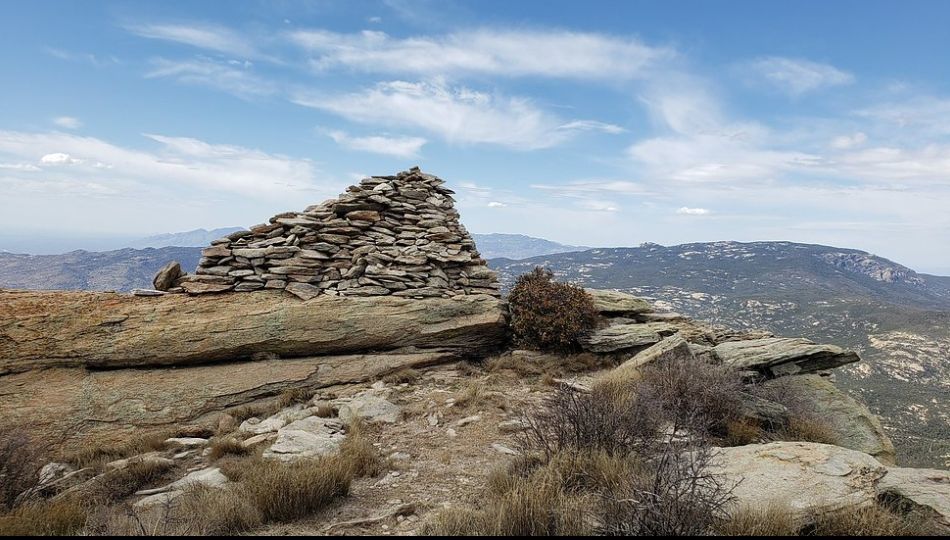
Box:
289, 28, 672, 80
487, 201, 506, 208
53, 117, 82, 129
0, 130, 325, 199
830, 132, 867, 149
557, 120, 626, 134
146, 57, 277, 98
531, 180, 650, 196
325, 130, 426, 157
676, 207, 710, 215
40, 152, 82, 165
295, 79, 602, 149
744, 57, 854, 96
126, 23, 261, 59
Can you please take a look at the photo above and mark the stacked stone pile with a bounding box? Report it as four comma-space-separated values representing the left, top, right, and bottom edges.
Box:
160, 167, 500, 299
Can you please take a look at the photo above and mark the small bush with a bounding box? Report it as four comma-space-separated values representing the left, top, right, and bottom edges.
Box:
725, 418, 765, 446
0, 425, 47, 510
0, 497, 87, 535
508, 267, 598, 352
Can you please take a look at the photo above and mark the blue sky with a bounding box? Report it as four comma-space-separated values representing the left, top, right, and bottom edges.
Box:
2, 1, 950, 273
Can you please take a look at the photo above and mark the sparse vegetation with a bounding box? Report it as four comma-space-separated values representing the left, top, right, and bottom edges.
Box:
508, 267, 599, 352
0, 424, 49, 510
383, 368, 421, 384
0, 497, 88, 535
59, 431, 171, 470
208, 437, 251, 461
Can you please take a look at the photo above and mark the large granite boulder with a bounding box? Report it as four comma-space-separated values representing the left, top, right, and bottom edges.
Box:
713, 337, 859, 378
0, 290, 507, 373
764, 375, 896, 464
709, 442, 887, 521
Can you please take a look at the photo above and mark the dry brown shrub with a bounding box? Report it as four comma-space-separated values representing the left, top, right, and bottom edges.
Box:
808, 502, 942, 536
508, 267, 598, 353
0, 425, 48, 510
60, 430, 171, 470
87, 458, 176, 503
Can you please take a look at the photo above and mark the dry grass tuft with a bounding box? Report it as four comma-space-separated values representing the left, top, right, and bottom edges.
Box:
338, 421, 384, 478
382, 368, 421, 384
208, 437, 251, 461
60, 430, 171, 470
716, 501, 800, 536
90, 485, 263, 536
239, 456, 352, 523
0, 497, 87, 535
780, 416, 840, 446
808, 503, 942, 536
725, 418, 766, 446
88, 459, 176, 503
275, 388, 313, 410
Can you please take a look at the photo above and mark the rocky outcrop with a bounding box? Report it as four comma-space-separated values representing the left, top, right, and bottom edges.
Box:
176, 167, 500, 299
0, 350, 458, 446
579, 322, 677, 353
764, 375, 896, 465
878, 467, 950, 532
713, 337, 859, 378
0, 289, 507, 373
585, 289, 653, 316
710, 442, 887, 520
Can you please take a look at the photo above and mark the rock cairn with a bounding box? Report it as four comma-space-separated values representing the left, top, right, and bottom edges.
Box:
161, 167, 500, 300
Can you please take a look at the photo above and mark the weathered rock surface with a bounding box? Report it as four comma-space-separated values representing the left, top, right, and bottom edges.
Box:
0, 350, 457, 446
263, 416, 346, 461
152, 260, 183, 291
0, 290, 507, 373
710, 442, 887, 520
878, 467, 950, 532
585, 288, 653, 316
579, 322, 677, 353
134, 467, 229, 509
336, 394, 402, 424
764, 375, 896, 465
180, 168, 500, 299
713, 337, 859, 378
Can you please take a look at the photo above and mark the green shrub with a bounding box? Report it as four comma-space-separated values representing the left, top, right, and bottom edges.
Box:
508, 267, 598, 352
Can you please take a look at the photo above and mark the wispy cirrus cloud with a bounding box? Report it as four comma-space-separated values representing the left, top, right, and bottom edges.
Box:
742, 56, 854, 96
294, 79, 621, 149
288, 28, 672, 80
126, 22, 263, 59
145, 57, 278, 98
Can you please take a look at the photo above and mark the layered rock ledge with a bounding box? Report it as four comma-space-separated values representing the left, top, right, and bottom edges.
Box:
0, 289, 508, 374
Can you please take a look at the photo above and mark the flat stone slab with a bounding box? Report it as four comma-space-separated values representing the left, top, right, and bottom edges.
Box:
579, 322, 677, 353
263, 416, 346, 462
585, 289, 653, 316
713, 337, 859, 377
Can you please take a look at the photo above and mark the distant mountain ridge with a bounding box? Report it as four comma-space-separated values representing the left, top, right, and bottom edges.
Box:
130, 227, 244, 249
471, 233, 587, 260
488, 240, 950, 468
